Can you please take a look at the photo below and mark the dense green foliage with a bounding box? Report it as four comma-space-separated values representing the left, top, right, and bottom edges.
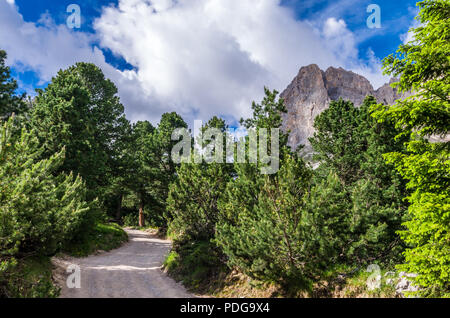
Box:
164, 240, 226, 291
0, 117, 90, 257
165, 117, 231, 289
63, 223, 128, 257
167, 117, 230, 241
0, 256, 59, 298
165, 88, 412, 296
373, 0, 450, 297
0, 50, 26, 119
217, 155, 315, 292
146, 112, 188, 227
0, 117, 90, 297
30, 63, 130, 202
119, 112, 189, 228
128, 120, 156, 227
310, 97, 409, 264
0, 0, 448, 298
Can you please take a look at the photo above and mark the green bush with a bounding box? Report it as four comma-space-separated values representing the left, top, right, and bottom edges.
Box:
0, 117, 93, 297
167, 162, 230, 241
309, 97, 408, 264
0, 117, 90, 257
122, 213, 139, 227
217, 155, 317, 293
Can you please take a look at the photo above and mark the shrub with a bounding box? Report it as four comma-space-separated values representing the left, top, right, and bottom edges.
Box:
309, 97, 408, 265
167, 162, 230, 241
0, 117, 90, 257
0, 117, 90, 297
216, 155, 317, 293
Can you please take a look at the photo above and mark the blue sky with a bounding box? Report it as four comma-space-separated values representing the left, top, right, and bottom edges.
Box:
1, 0, 419, 124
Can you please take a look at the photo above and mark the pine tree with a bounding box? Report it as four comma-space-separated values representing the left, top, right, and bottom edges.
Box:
30, 63, 130, 202
151, 112, 189, 226
167, 161, 231, 241
216, 155, 313, 292
167, 117, 231, 241
303, 172, 351, 268
215, 89, 324, 292
310, 98, 365, 185
217, 88, 288, 229
0, 116, 90, 257
0, 50, 26, 119
130, 120, 156, 227
103, 120, 134, 221
310, 96, 409, 264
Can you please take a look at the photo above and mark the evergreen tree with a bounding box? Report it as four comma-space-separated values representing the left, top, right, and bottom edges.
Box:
303, 172, 351, 268
216, 155, 313, 292
151, 112, 188, 226
310, 96, 409, 264
167, 161, 231, 241
167, 117, 231, 241
218, 88, 290, 228
216, 89, 325, 292
0, 116, 90, 257
310, 98, 365, 185
130, 120, 156, 227
103, 119, 134, 221
0, 50, 26, 119
373, 0, 450, 296
30, 63, 130, 202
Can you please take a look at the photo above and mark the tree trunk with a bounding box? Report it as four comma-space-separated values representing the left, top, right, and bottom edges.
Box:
138, 199, 145, 227
115, 193, 123, 221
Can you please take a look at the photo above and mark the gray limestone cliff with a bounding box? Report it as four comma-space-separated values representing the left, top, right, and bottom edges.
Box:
280, 64, 410, 152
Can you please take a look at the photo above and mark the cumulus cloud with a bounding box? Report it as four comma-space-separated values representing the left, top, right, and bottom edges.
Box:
320, 17, 387, 88
94, 0, 345, 123
0, 0, 153, 122
322, 17, 358, 61
0, 0, 389, 125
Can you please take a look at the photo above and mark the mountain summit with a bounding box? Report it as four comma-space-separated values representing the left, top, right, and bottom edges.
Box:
280, 64, 410, 152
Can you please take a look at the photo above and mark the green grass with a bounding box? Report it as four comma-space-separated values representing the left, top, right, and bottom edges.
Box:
63, 223, 128, 257
342, 268, 397, 298
0, 255, 59, 298
313, 264, 398, 298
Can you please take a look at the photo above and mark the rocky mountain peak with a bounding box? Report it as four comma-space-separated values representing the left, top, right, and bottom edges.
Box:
280, 64, 410, 152
323, 66, 374, 106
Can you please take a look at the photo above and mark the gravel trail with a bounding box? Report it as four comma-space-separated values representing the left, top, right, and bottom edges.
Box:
57, 228, 192, 298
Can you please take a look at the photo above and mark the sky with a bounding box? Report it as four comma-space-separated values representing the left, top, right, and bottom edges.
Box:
0, 0, 419, 126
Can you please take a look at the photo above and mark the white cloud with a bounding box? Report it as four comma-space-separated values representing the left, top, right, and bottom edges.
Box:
320, 17, 387, 89
0, 0, 151, 122
0, 0, 389, 125
94, 0, 345, 124
322, 17, 358, 61
400, 20, 420, 44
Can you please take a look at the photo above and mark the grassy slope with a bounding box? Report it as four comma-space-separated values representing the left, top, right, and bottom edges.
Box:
0, 256, 59, 298
63, 223, 128, 257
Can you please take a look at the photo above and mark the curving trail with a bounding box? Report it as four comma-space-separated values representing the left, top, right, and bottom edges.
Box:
57, 228, 192, 298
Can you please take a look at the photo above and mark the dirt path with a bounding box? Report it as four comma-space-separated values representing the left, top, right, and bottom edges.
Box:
55, 228, 193, 298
